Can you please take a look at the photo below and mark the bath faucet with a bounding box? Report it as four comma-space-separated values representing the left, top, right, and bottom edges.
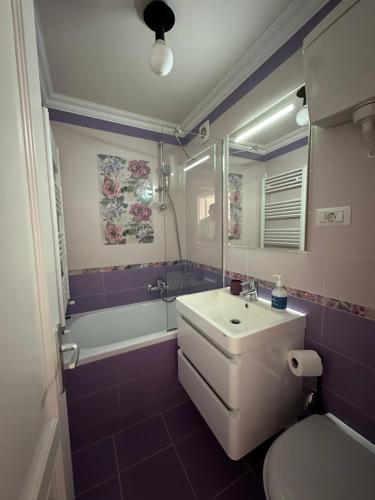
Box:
147, 279, 168, 293
157, 279, 168, 292
240, 280, 258, 301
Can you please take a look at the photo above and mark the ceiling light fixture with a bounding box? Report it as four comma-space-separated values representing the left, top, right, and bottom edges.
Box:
296, 86, 309, 126
184, 155, 210, 172
144, 1, 175, 77
235, 104, 295, 143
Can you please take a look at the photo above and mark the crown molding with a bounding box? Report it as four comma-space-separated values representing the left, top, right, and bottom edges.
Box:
35, 3, 178, 136
44, 93, 178, 135
230, 126, 308, 158
180, 0, 330, 133
35, 0, 329, 137
266, 126, 308, 153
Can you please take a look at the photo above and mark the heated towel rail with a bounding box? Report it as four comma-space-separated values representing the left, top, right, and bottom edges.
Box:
260, 166, 307, 251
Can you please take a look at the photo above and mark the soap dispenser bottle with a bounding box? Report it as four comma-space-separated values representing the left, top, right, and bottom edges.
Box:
271, 274, 288, 310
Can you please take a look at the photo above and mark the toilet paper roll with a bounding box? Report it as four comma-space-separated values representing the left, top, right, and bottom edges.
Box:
287, 350, 323, 377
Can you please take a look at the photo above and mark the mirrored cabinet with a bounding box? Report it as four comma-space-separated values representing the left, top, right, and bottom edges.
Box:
227, 85, 310, 251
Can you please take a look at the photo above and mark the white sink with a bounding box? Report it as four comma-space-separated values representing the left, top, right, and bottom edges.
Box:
177, 288, 306, 355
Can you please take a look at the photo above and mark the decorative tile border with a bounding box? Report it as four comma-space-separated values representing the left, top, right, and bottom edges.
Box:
225, 270, 374, 320
69, 261, 374, 320
69, 261, 181, 276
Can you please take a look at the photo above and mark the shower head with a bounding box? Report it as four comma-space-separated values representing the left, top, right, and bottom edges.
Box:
161, 163, 172, 177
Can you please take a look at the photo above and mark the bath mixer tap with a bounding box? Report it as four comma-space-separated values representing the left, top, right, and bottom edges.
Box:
147, 279, 168, 293
240, 280, 258, 301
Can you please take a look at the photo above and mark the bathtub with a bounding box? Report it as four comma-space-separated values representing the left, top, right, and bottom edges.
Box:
65, 299, 177, 365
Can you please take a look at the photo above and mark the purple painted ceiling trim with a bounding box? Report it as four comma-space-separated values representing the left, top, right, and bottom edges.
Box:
229, 148, 265, 162
229, 135, 308, 162
48, 108, 179, 145
263, 135, 308, 161
186, 0, 342, 142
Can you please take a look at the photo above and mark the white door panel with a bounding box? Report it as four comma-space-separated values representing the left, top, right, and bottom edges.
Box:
0, 1, 74, 498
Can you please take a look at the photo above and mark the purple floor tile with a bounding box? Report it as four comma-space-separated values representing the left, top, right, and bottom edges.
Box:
72, 437, 117, 494
120, 447, 194, 500
70, 416, 122, 452
162, 400, 207, 442
103, 267, 155, 293
69, 273, 104, 298
214, 473, 266, 500
116, 339, 177, 383
76, 476, 122, 500
252, 461, 264, 486
66, 357, 117, 402
122, 387, 190, 428
115, 415, 171, 470
176, 427, 247, 500
322, 307, 375, 369
244, 434, 279, 468
119, 365, 180, 412
68, 387, 119, 434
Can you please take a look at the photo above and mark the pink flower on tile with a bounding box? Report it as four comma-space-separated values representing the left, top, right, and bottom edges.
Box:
102, 177, 120, 199
230, 190, 241, 204
129, 202, 152, 221
104, 223, 124, 244
128, 160, 151, 179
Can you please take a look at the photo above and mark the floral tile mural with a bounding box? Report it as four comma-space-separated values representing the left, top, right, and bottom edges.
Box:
98, 154, 154, 244
228, 173, 242, 240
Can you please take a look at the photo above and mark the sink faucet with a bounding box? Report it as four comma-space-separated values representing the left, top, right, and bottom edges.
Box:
240, 280, 258, 301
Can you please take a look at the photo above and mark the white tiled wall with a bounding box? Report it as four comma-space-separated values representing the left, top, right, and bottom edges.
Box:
211, 51, 375, 309
53, 122, 182, 269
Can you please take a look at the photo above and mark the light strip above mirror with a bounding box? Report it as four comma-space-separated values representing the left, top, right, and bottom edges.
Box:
235, 103, 295, 143
184, 154, 210, 172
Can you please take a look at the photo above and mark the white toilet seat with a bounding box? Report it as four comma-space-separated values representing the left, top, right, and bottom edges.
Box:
263, 414, 375, 500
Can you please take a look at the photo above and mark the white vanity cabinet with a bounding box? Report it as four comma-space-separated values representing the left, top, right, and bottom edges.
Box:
176, 288, 306, 460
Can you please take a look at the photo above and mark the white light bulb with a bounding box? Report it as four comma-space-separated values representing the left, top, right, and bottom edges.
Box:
149, 39, 173, 76
296, 106, 309, 126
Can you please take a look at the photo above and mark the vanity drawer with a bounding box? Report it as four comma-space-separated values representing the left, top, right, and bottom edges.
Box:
177, 315, 240, 409
178, 350, 240, 460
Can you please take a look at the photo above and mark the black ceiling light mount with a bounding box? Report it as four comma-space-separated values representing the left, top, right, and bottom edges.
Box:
297, 86, 307, 106
143, 1, 175, 76
296, 85, 309, 126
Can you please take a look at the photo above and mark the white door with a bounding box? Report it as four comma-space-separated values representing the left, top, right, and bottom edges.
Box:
0, 1, 74, 499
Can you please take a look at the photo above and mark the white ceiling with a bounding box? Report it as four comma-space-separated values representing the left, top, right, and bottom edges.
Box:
36, 0, 324, 127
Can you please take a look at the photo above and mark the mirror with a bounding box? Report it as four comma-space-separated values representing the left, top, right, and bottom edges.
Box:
227, 86, 309, 251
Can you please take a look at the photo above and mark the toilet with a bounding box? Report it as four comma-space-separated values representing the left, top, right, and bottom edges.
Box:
263, 414, 375, 500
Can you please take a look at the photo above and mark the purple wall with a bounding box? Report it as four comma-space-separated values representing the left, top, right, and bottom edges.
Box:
256, 287, 375, 443
67, 261, 223, 315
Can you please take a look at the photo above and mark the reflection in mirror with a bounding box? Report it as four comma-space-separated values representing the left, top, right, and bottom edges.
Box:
184, 144, 218, 243
228, 86, 309, 251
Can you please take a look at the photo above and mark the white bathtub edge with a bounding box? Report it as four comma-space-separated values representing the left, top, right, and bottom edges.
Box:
67, 329, 177, 367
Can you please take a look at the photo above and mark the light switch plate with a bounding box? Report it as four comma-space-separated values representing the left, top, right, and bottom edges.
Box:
315, 206, 351, 226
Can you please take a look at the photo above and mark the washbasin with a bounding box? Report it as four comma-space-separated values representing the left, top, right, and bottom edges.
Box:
177, 288, 305, 355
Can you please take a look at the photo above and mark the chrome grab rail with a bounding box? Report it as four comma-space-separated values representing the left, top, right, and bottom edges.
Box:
60, 342, 80, 370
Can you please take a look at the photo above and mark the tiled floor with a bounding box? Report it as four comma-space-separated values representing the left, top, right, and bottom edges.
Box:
72, 400, 271, 499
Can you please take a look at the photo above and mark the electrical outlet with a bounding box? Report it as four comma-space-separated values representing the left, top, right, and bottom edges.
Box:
315, 206, 351, 226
